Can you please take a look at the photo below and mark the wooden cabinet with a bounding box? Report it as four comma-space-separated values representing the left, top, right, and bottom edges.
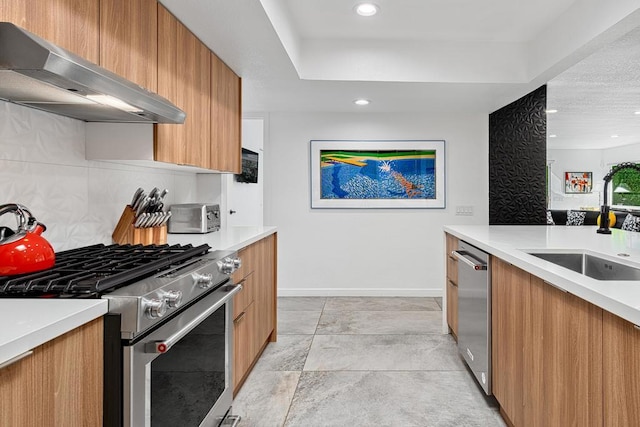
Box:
539, 283, 602, 426
155, 5, 211, 169
0, 318, 103, 427
210, 53, 242, 173
492, 260, 603, 427
445, 233, 458, 338
232, 233, 277, 393
99, 0, 157, 92
0, 0, 99, 62
233, 301, 255, 390
603, 311, 640, 426
491, 257, 528, 427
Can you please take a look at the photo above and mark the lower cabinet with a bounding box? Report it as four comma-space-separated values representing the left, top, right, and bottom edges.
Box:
603, 311, 640, 426
232, 233, 277, 393
491, 257, 528, 427
0, 317, 103, 427
493, 259, 604, 426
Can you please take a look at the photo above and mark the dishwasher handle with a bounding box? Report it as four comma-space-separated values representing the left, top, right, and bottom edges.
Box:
452, 250, 487, 271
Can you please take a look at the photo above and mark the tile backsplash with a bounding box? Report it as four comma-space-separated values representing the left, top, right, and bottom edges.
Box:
0, 101, 198, 250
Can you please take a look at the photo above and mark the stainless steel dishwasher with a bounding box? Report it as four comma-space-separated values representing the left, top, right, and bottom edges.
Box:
452, 241, 491, 395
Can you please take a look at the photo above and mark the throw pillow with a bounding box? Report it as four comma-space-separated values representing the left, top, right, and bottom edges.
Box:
566, 210, 586, 226
622, 214, 640, 232
546, 210, 555, 225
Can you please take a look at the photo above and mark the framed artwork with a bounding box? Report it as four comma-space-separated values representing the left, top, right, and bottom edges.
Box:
564, 172, 592, 193
310, 140, 446, 208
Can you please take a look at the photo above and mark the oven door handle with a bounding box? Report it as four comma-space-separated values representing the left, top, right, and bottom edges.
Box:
145, 284, 242, 354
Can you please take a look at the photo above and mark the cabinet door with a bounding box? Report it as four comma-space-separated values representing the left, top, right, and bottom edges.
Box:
523, 275, 545, 426
155, 5, 184, 164
446, 279, 458, 338
233, 301, 255, 392
0, 0, 99, 62
541, 285, 602, 427
99, 0, 157, 92
445, 233, 459, 337
0, 318, 103, 426
491, 258, 528, 427
603, 311, 640, 426
210, 53, 242, 173
156, 5, 211, 168
255, 234, 277, 344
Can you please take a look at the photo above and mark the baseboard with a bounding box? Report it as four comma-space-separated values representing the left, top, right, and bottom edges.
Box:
277, 288, 443, 297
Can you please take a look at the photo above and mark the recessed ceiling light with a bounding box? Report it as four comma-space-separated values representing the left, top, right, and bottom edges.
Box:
611, 134, 619, 138
549, 134, 557, 138
635, 111, 640, 115
355, 3, 379, 17
545, 109, 558, 114
354, 99, 370, 106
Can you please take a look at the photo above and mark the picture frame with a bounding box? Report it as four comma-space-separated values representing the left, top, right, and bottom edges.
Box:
310, 140, 446, 208
564, 172, 592, 194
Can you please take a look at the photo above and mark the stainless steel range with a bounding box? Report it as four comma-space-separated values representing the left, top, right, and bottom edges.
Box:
0, 243, 242, 427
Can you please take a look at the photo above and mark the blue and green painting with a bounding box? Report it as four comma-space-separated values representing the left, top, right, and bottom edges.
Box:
320, 150, 436, 199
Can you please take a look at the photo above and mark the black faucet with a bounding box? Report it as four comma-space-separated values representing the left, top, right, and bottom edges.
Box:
597, 162, 640, 234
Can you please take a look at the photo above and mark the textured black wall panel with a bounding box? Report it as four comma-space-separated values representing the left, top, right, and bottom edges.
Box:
489, 85, 547, 225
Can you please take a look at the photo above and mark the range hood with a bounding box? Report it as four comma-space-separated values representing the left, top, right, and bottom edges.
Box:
0, 22, 185, 123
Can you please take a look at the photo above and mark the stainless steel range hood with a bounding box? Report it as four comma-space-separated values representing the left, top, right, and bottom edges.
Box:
0, 22, 185, 123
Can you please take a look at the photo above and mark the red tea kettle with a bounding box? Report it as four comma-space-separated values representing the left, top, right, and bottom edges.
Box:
0, 204, 55, 276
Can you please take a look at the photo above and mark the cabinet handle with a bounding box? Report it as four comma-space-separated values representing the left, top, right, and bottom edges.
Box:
0, 350, 33, 370
234, 311, 246, 323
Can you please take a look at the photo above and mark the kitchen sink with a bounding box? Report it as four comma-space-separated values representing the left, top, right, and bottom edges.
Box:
527, 252, 640, 281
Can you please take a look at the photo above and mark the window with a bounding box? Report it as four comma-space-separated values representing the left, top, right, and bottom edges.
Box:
612, 164, 640, 207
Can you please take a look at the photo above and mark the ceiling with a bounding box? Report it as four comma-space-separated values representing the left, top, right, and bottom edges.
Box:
158, 0, 640, 144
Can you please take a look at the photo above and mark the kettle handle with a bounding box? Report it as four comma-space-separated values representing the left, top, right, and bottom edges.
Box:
0, 204, 36, 232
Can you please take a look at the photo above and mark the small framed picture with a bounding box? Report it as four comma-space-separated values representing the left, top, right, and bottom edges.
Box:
564, 172, 592, 194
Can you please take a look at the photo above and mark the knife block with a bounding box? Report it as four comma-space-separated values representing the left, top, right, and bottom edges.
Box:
112, 206, 167, 245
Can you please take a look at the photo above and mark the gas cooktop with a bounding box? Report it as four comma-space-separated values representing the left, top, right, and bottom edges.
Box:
0, 243, 211, 297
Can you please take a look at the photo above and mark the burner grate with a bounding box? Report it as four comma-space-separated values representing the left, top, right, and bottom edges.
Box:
0, 243, 211, 297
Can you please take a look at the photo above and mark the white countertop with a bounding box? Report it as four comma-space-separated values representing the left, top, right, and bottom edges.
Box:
444, 225, 640, 326
167, 225, 277, 252
0, 299, 107, 367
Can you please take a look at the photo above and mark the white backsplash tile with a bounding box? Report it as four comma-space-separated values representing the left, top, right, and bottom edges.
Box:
0, 101, 199, 251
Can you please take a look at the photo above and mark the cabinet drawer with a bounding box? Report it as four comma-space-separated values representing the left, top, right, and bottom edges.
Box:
233, 272, 255, 318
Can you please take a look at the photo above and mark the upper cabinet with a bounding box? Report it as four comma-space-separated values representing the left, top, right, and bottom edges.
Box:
99, 0, 157, 92
155, 5, 211, 169
0, 0, 99, 62
211, 53, 242, 173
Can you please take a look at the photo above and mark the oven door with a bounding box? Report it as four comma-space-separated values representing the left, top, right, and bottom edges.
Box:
123, 284, 241, 427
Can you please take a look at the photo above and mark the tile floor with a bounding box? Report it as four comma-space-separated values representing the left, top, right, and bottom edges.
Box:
232, 297, 505, 427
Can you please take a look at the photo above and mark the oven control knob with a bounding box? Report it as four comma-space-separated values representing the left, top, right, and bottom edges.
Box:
164, 290, 183, 308
145, 298, 167, 319
218, 257, 240, 274
193, 272, 214, 288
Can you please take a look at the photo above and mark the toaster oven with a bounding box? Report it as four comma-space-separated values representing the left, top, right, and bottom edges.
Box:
168, 204, 220, 234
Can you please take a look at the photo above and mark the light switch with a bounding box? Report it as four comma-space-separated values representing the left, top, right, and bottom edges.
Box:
455, 205, 474, 216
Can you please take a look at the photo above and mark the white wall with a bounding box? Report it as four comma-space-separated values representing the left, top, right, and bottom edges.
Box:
547, 149, 604, 209
264, 112, 488, 296
225, 117, 265, 226
0, 101, 198, 250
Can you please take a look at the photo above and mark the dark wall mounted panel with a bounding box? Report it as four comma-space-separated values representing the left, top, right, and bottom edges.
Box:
489, 85, 546, 225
